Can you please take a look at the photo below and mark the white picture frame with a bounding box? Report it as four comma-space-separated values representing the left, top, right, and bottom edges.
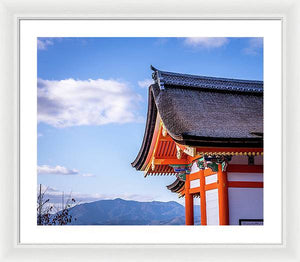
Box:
19, 19, 280, 245
0, 0, 298, 261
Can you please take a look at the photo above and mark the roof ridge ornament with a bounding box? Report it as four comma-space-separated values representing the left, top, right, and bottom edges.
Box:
150, 65, 165, 90
150, 65, 158, 71
150, 65, 263, 93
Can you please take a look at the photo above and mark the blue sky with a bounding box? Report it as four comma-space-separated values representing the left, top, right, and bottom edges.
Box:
37, 37, 263, 207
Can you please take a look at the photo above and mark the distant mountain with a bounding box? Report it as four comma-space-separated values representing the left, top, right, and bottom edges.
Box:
67, 198, 200, 225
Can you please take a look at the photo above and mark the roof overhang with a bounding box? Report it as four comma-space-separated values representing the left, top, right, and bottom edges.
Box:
132, 67, 263, 173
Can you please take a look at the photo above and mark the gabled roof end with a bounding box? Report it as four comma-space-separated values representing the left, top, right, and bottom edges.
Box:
151, 65, 165, 90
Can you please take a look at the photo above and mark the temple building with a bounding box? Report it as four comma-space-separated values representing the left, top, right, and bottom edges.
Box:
132, 66, 263, 226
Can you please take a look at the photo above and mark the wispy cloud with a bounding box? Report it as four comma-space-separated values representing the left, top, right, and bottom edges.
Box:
138, 79, 153, 88
38, 165, 79, 175
37, 165, 95, 177
243, 38, 263, 55
37, 38, 53, 50
37, 78, 143, 128
184, 37, 229, 49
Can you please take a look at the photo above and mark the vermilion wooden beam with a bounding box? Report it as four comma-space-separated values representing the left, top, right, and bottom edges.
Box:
228, 181, 264, 188
217, 164, 229, 225
190, 168, 217, 180
204, 169, 216, 176
190, 169, 215, 178
154, 159, 188, 165
205, 182, 218, 191
199, 169, 207, 225
154, 155, 188, 160
227, 165, 263, 173
159, 136, 174, 142
189, 172, 201, 180
189, 187, 201, 194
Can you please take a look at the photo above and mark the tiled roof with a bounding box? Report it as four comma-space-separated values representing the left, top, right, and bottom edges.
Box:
166, 178, 185, 193
132, 67, 263, 171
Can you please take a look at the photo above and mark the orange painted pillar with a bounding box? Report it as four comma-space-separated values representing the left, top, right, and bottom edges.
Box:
199, 169, 207, 225
185, 174, 194, 225
217, 164, 229, 225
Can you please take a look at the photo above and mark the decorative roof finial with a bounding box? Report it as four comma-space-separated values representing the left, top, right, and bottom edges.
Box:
150, 65, 158, 71
151, 65, 165, 90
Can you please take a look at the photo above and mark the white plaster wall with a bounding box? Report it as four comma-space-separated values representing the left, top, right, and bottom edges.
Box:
228, 188, 263, 225
190, 179, 200, 188
227, 154, 263, 225
205, 174, 217, 184
227, 172, 263, 182
206, 189, 219, 225
194, 197, 201, 225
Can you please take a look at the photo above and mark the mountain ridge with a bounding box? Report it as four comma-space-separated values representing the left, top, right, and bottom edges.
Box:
67, 198, 200, 225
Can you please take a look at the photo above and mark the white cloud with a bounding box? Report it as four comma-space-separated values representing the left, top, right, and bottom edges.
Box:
184, 37, 229, 48
138, 79, 153, 88
38, 78, 143, 128
37, 39, 53, 50
38, 165, 96, 178
243, 38, 263, 55
38, 165, 79, 175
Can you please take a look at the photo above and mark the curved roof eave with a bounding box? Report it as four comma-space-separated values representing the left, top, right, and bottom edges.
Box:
131, 84, 158, 170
